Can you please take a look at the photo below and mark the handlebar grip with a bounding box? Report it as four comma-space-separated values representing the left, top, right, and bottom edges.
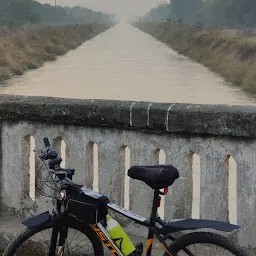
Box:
43, 137, 51, 150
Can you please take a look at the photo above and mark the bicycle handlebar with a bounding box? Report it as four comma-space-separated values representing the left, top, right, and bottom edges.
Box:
43, 137, 51, 150
39, 137, 75, 180
40, 138, 58, 161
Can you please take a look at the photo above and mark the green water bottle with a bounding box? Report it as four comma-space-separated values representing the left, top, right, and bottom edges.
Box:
106, 214, 136, 256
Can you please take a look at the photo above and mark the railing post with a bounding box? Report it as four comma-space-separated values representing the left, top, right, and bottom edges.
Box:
235, 147, 256, 248
164, 140, 193, 220
200, 152, 229, 222
98, 131, 124, 206
64, 129, 93, 189
0, 122, 34, 218
127, 141, 158, 236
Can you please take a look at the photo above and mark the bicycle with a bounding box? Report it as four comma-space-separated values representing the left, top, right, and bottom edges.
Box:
3, 137, 248, 256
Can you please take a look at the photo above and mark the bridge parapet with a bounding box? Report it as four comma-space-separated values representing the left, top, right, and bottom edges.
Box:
0, 94, 255, 248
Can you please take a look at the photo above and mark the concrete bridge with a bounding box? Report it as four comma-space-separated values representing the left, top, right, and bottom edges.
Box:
0, 94, 256, 253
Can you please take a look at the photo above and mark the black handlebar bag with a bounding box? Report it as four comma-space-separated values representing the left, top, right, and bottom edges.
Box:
66, 185, 110, 224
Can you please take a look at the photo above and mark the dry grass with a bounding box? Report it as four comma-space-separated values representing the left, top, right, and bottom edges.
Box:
0, 24, 111, 84
135, 23, 256, 94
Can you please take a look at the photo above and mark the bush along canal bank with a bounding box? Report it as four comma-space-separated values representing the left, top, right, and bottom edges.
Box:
0, 24, 113, 84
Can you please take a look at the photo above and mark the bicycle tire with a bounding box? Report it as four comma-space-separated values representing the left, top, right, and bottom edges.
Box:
163, 232, 248, 256
3, 218, 104, 256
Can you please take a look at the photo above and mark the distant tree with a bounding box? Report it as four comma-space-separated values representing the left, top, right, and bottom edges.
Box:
0, 0, 115, 26
170, 0, 203, 24
141, 0, 256, 28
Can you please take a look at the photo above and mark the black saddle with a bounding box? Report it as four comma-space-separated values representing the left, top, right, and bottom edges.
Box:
128, 165, 179, 190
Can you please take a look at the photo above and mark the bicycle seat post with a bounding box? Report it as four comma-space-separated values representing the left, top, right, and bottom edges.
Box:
144, 189, 160, 256
150, 189, 160, 224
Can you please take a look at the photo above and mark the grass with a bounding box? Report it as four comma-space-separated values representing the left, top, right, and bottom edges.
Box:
0, 24, 112, 84
135, 22, 256, 94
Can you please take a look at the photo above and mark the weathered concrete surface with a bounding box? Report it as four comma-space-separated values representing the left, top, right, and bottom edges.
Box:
0, 95, 256, 250
1, 94, 256, 137
1, 120, 256, 248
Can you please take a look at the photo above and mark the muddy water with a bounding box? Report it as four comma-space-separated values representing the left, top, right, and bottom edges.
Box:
0, 23, 256, 105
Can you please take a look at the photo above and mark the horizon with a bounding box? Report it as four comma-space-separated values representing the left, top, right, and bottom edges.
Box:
35, 0, 169, 20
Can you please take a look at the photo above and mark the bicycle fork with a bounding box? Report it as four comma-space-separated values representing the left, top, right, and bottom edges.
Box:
57, 225, 68, 256
48, 210, 69, 256
48, 224, 68, 256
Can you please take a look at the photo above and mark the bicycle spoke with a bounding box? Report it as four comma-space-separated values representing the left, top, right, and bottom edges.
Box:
68, 228, 78, 247
11, 225, 96, 256
65, 228, 71, 256
40, 230, 50, 251
214, 244, 218, 256
66, 241, 93, 255
71, 236, 91, 252
194, 244, 199, 256
177, 243, 237, 256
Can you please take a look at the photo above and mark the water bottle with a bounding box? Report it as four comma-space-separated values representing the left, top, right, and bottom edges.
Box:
106, 214, 136, 256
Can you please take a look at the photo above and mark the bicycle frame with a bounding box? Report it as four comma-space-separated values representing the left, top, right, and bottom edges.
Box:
55, 188, 175, 256
89, 189, 177, 256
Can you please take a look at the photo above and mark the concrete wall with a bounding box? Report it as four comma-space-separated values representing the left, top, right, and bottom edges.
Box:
0, 94, 256, 248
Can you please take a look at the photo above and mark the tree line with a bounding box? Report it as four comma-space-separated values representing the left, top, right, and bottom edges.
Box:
141, 0, 256, 28
0, 0, 115, 26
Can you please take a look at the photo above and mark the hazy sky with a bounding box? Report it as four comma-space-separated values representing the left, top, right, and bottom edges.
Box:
36, 0, 169, 19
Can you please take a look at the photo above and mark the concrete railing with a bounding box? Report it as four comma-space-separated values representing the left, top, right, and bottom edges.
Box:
0, 94, 256, 249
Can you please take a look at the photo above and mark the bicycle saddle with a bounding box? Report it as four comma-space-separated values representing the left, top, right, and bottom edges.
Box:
128, 165, 179, 190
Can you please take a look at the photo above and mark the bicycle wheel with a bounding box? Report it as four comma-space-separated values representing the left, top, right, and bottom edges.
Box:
164, 232, 248, 256
3, 218, 104, 256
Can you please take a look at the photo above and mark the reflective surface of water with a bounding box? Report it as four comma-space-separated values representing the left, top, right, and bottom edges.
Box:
0, 23, 255, 105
